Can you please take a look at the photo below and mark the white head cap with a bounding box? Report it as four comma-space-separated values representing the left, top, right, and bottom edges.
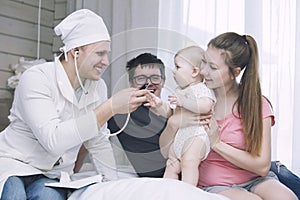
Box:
54, 9, 110, 52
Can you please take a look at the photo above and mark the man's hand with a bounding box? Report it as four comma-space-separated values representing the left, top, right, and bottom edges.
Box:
111, 88, 149, 114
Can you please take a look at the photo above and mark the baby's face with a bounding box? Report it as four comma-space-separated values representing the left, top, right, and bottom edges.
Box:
173, 56, 194, 89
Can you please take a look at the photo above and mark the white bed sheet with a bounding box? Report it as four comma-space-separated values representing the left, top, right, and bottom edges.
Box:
68, 177, 229, 200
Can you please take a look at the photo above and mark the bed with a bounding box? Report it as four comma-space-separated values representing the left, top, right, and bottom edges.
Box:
64, 138, 229, 200
68, 177, 229, 200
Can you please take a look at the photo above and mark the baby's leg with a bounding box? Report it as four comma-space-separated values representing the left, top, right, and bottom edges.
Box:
163, 144, 181, 180
180, 136, 207, 186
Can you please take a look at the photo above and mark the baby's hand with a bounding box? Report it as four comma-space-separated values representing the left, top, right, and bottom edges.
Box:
168, 94, 186, 108
144, 92, 163, 108
173, 92, 188, 107
168, 95, 177, 109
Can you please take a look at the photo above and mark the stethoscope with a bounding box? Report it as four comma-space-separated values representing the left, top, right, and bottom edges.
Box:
59, 48, 130, 137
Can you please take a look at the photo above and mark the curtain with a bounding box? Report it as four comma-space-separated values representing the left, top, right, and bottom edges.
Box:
292, 0, 300, 176
260, 0, 296, 172
158, 0, 299, 175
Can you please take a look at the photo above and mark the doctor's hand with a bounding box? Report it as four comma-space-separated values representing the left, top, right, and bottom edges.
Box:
111, 88, 149, 114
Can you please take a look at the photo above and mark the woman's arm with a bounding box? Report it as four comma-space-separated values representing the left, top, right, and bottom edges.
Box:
181, 96, 214, 114
209, 117, 272, 176
175, 85, 215, 114
160, 108, 211, 158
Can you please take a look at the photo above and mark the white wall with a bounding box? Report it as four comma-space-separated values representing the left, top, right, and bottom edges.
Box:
0, 0, 69, 131
0, 0, 56, 130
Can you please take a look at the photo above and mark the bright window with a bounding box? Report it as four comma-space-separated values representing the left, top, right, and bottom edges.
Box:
158, 0, 297, 171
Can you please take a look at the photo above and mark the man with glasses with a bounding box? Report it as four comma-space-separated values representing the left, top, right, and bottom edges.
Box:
108, 53, 168, 178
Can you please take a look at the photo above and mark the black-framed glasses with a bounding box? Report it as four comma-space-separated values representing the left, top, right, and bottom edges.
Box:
132, 75, 162, 85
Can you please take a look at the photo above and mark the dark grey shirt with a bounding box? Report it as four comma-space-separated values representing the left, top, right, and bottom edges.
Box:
108, 105, 167, 177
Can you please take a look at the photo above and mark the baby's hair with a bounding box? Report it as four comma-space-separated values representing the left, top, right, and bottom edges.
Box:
175, 45, 205, 68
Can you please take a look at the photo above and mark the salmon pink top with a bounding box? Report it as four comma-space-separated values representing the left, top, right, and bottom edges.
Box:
197, 97, 275, 188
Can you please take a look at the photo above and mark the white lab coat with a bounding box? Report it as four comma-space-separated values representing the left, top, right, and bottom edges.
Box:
0, 58, 117, 196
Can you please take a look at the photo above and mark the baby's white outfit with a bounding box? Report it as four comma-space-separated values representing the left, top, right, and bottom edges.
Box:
173, 82, 216, 160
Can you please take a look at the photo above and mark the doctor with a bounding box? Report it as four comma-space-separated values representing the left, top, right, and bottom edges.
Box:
0, 9, 148, 200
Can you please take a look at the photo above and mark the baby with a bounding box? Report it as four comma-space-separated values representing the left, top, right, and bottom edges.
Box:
146, 46, 216, 186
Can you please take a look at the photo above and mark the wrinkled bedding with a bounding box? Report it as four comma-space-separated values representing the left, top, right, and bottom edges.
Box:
68, 177, 229, 200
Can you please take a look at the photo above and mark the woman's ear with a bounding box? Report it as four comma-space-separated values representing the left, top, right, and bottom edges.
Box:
233, 67, 241, 77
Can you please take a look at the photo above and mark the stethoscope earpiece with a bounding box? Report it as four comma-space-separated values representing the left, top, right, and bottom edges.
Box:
75, 51, 79, 58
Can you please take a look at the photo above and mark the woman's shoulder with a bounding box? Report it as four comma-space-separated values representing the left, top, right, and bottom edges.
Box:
262, 96, 275, 126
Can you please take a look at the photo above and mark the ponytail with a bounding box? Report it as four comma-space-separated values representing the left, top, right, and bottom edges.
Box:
208, 32, 263, 156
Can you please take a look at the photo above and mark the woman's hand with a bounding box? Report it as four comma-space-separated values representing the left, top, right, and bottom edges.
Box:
111, 88, 149, 114
171, 107, 212, 128
206, 117, 220, 150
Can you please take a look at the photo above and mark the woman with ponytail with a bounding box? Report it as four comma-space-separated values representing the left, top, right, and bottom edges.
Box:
194, 32, 297, 199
